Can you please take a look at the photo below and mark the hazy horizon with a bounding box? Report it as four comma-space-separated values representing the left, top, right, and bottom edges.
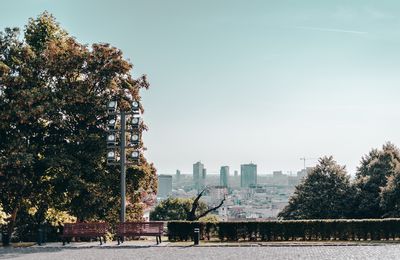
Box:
3, 0, 400, 175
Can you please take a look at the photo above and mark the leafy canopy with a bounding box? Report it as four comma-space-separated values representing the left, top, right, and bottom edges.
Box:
279, 156, 354, 219
0, 12, 157, 239
355, 142, 400, 218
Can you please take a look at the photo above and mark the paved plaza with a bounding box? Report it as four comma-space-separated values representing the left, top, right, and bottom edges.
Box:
2, 244, 400, 260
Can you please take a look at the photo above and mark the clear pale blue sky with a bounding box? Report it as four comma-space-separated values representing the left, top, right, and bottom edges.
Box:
3, 1, 400, 175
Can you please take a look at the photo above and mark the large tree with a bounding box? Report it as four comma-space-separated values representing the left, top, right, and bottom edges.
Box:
278, 156, 354, 219
0, 12, 157, 240
354, 142, 400, 218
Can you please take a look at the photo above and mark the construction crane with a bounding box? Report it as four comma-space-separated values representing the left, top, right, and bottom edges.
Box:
300, 157, 317, 170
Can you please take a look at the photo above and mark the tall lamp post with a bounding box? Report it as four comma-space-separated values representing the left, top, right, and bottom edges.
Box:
106, 100, 141, 223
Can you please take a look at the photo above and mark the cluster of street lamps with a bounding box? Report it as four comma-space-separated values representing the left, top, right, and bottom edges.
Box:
106, 100, 142, 222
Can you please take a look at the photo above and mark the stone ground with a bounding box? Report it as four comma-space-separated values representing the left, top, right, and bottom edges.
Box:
2, 242, 400, 260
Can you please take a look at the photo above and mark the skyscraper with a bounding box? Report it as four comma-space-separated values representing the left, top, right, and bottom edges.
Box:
193, 161, 204, 190
157, 174, 173, 198
240, 163, 257, 188
200, 168, 207, 190
220, 166, 229, 187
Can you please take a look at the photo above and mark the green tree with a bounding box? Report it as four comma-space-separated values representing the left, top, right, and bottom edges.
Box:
198, 214, 220, 222
354, 142, 400, 218
0, 22, 54, 239
380, 172, 400, 217
278, 156, 354, 219
150, 197, 208, 221
0, 12, 157, 241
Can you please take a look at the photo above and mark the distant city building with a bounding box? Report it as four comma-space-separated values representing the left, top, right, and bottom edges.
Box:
201, 168, 207, 189
272, 170, 288, 185
176, 169, 181, 182
240, 163, 257, 188
169, 164, 302, 219
209, 185, 228, 205
297, 167, 313, 179
234, 170, 238, 177
193, 161, 205, 191
157, 174, 173, 198
220, 166, 229, 187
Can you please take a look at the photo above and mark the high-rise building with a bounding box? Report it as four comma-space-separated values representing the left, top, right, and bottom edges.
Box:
234, 170, 238, 177
240, 163, 257, 188
193, 161, 204, 190
201, 168, 207, 189
176, 169, 181, 182
220, 166, 229, 187
202, 168, 207, 179
157, 174, 173, 198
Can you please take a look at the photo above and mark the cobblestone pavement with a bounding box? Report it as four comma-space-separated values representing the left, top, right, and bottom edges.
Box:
2, 245, 400, 260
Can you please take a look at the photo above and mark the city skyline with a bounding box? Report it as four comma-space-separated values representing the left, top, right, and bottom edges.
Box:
3, 1, 400, 175
168, 164, 305, 176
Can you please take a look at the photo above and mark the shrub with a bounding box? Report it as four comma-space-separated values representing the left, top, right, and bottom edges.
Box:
167, 219, 400, 242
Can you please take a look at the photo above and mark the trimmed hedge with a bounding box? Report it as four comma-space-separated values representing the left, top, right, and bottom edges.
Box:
168, 219, 400, 241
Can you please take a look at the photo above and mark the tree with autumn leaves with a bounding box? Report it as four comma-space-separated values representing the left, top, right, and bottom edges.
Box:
0, 12, 157, 241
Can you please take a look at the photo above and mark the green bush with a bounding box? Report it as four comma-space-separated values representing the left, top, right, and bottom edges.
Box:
168, 219, 400, 242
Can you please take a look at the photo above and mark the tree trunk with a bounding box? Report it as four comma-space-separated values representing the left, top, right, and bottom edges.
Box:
195, 197, 225, 220
187, 189, 206, 221
3, 207, 18, 246
186, 188, 225, 221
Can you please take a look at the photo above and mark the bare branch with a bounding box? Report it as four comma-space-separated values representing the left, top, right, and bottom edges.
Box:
195, 195, 226, 220
187, 187, 208, 221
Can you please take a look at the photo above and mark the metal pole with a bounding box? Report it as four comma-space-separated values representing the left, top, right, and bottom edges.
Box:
120, 110, 126, 223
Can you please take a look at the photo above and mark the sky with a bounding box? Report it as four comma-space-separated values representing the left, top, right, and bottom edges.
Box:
2, 0, 400, 175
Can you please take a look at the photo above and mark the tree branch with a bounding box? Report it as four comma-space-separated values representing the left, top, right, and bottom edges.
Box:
187, 187, 208, 221
195, 195, 226, 220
